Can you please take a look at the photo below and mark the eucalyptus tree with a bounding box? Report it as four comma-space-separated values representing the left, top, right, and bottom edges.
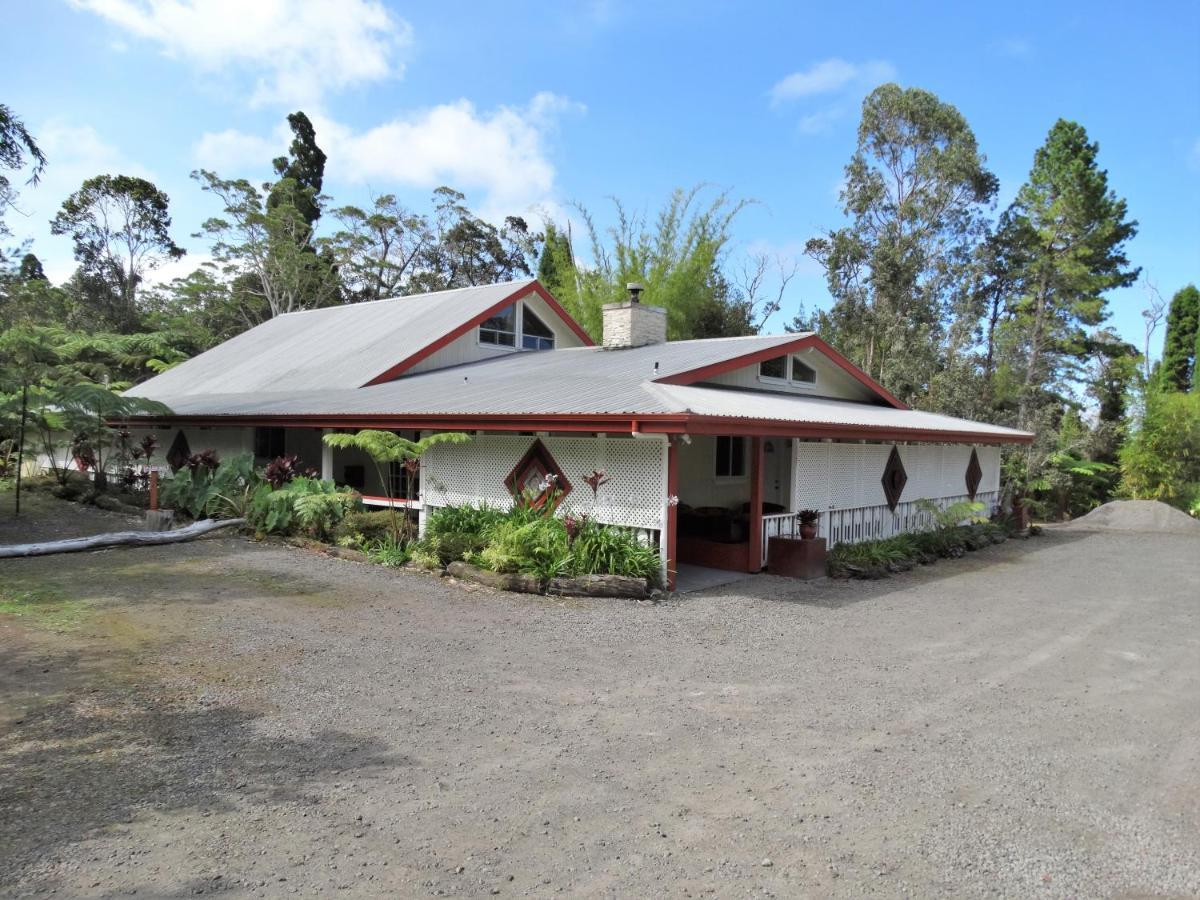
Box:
805, 84, 998, 404
50, 174, 185, 330
323, 194, 432, 302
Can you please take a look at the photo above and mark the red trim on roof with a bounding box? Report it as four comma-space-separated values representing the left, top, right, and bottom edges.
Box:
129, 411, 1031, 445
652, 334, 909, 410
361, 280, 593, 387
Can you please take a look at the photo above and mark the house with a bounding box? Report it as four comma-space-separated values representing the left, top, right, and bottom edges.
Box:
123, 278, 1033, 587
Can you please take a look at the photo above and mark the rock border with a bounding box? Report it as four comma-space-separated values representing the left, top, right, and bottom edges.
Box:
446, 561, 649, 599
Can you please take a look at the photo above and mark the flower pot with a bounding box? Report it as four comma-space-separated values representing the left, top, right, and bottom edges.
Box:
799, 522, 818, 540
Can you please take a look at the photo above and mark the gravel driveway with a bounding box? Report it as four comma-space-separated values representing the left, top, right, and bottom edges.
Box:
1, 507, 1197, 898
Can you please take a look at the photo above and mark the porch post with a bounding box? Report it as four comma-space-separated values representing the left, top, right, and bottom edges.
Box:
749, 435, 764, 573
666, 438, 679, 591
320, 429, 333, 481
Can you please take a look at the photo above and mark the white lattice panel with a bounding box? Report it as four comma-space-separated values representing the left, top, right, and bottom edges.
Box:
792, 441, 831, 511
791, 440, 1003, 513
422, 434, 666, 530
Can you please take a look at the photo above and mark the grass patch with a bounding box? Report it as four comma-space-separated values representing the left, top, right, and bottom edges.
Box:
0, 585, 88, 630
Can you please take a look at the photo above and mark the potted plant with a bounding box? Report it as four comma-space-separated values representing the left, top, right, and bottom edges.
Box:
797, 509, 821, 540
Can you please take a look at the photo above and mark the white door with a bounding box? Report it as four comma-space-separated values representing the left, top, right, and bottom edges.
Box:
762, 439, 790, 509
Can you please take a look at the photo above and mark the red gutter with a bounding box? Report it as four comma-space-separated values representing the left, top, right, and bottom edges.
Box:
128, 411, 1032, 445
361, 281, 594, 387
653, 334, 909, 411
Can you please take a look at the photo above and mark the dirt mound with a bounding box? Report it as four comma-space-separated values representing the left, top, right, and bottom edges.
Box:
1062, 500, 1200, 535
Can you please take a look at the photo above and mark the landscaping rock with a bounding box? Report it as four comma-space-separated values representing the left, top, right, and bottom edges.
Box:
93, 494, 143, 516
325, 546, 369, 563
547, 574, 648, 598
446, 561, 542, 594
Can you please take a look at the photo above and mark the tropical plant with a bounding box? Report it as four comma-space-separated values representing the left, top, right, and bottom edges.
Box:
916, 498, 988, 529
161, 451, 256, 519
568, 519, 661, 583
247, 476, 358, 539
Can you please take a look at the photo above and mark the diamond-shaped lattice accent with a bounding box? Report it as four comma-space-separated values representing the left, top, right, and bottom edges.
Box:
504, 439, 572, 510
881, 445, 907, 511
165, 430, 191, 472
965, 447, 982, 500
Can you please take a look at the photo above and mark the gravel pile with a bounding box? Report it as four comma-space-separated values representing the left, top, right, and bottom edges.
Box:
1060, 499, 1200, 535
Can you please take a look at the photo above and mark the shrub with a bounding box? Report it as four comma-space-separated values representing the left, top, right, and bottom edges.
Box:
365, 537, 412, 567
331, 509, 408, 548
161, 452, 256, 519
568, 519, 662, 584
247, 477, 358, 539
478, 516, 571, 580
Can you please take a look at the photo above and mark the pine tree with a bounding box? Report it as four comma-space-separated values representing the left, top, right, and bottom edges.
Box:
1161, 284, 1199, 392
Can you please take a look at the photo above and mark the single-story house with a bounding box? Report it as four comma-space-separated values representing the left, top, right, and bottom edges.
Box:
122, 278, 1032, 587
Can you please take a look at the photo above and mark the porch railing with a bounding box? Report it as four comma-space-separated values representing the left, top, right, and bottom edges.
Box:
760, 491, 1000, 565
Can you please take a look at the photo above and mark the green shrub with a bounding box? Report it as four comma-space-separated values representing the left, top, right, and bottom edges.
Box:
478, 516, 571, 580
365, 537, 412, 567
331, 509, 406, 548
161, 452, 257, 519
247, 477, 358, 539
427, 503, 505, 539
569, 519, 662, 584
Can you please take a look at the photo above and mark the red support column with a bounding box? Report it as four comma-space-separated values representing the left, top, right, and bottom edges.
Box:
748, 436, 764, 573
666, 438, 679, 590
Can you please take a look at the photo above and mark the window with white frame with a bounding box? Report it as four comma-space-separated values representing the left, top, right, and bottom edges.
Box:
479, 304, 518, 346
479, 301, 557, 351
758, 354, 817, 386
714, 435, 746, 478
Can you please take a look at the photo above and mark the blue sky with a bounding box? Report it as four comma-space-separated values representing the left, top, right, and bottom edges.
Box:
4, 0, 1198, 358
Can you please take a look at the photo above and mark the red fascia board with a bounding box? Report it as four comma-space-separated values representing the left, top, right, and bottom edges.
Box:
127, 411, 1031, 445
653, 334, 909, 410
361, 281, 594, 387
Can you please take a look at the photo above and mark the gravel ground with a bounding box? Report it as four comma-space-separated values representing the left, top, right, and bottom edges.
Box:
1, 500, 1198, 898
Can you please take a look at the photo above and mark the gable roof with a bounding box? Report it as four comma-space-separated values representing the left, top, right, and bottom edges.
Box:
130, 334, 1033, 444
129, 279, 592, 399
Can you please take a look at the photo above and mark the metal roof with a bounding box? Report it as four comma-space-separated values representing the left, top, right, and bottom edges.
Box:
131, 333, 1032, 441
130, 279, 537, 397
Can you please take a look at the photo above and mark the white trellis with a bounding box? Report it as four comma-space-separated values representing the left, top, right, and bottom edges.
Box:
421, 433, 667, 533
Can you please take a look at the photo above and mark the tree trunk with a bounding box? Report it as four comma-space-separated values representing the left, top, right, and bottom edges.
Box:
0, 518, 245, 558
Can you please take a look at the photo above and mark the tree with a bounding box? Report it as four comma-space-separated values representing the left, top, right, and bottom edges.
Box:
50, 174, 185, 330
1119, 390, 1200, 510
269, 111, 326, 230
805, 84, 998, 404
323, 195, 431, 302
18, 252, 46, 282
552, 186, 757, 340
409, 187, 542, 293
322, 430, 471, 538
194, 170, 338, 318
537, 221, 576, 302
0, 104, 46, 255
1161, 284, 1199, 392
995, 119, 1139, 432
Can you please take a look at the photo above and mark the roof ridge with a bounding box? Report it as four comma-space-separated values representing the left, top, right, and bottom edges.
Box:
277, 278, 536, 317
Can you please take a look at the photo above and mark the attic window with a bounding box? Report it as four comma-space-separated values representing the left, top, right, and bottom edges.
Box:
758, 354, 817, 386
521, 307, 555, 350
759, 356, 787, 379
479, 304, 517, 346
790, 357, 817, 384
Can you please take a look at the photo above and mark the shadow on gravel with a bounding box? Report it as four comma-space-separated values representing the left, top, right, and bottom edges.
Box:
698, 530, 1095, 608
0, 642, 399, 893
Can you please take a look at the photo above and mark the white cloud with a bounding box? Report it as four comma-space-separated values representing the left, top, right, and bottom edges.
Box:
195, 93, 583, 222
770, 58, 896, 106
769, 58, 896, 137
70, 0, 412, 107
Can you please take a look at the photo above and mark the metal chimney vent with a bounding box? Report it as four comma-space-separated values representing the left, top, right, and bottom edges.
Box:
626, 282, 644, 304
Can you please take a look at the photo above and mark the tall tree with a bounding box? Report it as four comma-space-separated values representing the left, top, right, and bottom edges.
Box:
536, 221, 576, 301
1160, 284, 1199, 392
995, 119, 1139, 431
194, 170, 337, 318
409, 187, 542, 292
50, 174, 185, 330
269, 111, 326, 230
0, 104, 46, 255
323, 195, 431, 302
805, 84, 998, 404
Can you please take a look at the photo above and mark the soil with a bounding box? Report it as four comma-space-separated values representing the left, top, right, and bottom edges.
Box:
1059, 498, 1200, 535
1, 496, 1198, 898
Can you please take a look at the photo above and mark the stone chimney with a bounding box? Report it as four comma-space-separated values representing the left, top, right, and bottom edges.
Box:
602, 283, 667, 349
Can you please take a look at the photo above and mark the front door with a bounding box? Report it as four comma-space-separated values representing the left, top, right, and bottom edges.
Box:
762, 438, 790, 509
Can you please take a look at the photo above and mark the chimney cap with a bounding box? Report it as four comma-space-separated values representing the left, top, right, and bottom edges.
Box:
626, 282, 644, 303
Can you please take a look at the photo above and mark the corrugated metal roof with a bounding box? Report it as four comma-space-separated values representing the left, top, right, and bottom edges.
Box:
130, 279, 536, 397
133, 334, 1031, 440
